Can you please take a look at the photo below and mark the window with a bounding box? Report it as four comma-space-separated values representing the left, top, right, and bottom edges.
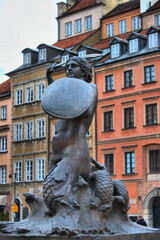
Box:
148, 33, 158, 49
125, 152, 135, 174
85, 16, 92, 30
26, 86, 34, 103
26, 121, 33, 140
61, 55, 69, 63
75, 19, 82, 33
78, 50, 86, 57
65, 22, 72, 36
124, 107, 134, 129
14, 123, 22, 141
149, 149, 160, 173
15, 161, 22, 182
129, 39, 138, 53
104, 154, 114, 175
111, 44, 120, 58
39, 49, 46, 61
24, 53, 31, 64
104, 111, 113, 132
15, 89, 22, 105
26, 160, 33, 181
105, 75, 114, 91
144, 65, 155, 83
1, 106, 7, 119
132, 16, 140, 31
37, 83, 44, 100
146, 104, 157, 125
0, 166, 6, 184
107, 23, 114, 37
37, 119, 45, 138
155, 14, 160, 26
124, 70, 133, 88
37, 158, 44, 180
119, 20, 127, 34
0, 137, 7, 152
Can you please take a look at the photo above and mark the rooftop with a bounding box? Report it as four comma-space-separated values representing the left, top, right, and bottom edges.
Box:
0, 79, 11, 96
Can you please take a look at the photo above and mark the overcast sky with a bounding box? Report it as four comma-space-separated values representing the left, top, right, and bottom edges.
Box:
0, 0, 66, 83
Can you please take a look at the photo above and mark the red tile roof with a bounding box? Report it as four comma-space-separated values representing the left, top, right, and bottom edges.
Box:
93, 29, 148, 50
0, 79, 11, 95
103, 0, 140, 19
53, 29, 99, 49
60, 0, 100, 17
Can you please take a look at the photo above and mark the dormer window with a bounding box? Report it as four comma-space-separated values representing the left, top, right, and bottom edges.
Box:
129, 39, 138, 54
78, 50, 86, 57
62, 55, 69, 63
148, 32, 158, 49
111, 44, 120, 58
39, 49, 46, 61
132, 16, 141, 31
24, 53, 31, 65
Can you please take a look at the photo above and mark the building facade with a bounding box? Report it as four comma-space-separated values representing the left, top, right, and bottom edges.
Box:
0, 79, 12, 221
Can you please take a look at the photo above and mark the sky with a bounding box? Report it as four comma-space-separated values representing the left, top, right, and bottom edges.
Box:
0, 0, 66, 83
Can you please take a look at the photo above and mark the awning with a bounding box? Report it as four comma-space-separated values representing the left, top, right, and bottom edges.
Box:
0, 195, 7, 205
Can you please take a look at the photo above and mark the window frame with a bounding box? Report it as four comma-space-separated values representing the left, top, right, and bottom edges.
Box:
15, 88, 23, 105
111, 44, 120, 58
144, 65, 155, 83
25, 121, 34, 140
148, 32, 158, 49
75, 18, 82, 34
149, 149, 160, 173
124, 70, 133, 88
155, 14, 160, 26
36, 158, 45, 181
107, 23, 114, 37
145, 103, 157, 126
1, 105, 7, 120
129, 38, 139, 54
104, 153, 114, 176
105, 74, 114, 92
36, 118, 45, 138
26, 85, 34, 103
65, 21, 72, 36
0, 137, 7, 152
36, 82, 44, 100
85, 15, 92, 31
25, 160, 33, 182
132, 16, 140, 31
24, 52, 31, 65
124, 151, 135, 174
39, 48, 46, 61
124, 107, 134, 129
0, 166, 6, 184
103, 111, 113, 132
14, 123, 23, 141
14, 161, 22, 182
78, 50, 86, 57
119, 19, 127, 34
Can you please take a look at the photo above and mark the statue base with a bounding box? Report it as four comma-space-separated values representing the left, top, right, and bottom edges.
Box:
0, 232, 160, 240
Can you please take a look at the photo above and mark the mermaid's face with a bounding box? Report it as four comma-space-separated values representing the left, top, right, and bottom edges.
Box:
66, 60, 84, 80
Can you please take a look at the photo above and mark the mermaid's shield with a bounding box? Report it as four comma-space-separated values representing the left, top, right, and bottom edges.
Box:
42, 77, 94, 119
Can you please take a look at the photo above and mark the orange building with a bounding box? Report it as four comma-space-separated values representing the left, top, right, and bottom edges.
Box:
94, 0, 160, 227
0, 79, 12, 220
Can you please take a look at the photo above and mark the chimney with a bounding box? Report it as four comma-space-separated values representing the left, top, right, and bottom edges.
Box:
57, 2, 68, 17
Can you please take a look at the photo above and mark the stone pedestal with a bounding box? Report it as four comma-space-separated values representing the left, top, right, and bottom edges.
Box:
0, 232, 160, 240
